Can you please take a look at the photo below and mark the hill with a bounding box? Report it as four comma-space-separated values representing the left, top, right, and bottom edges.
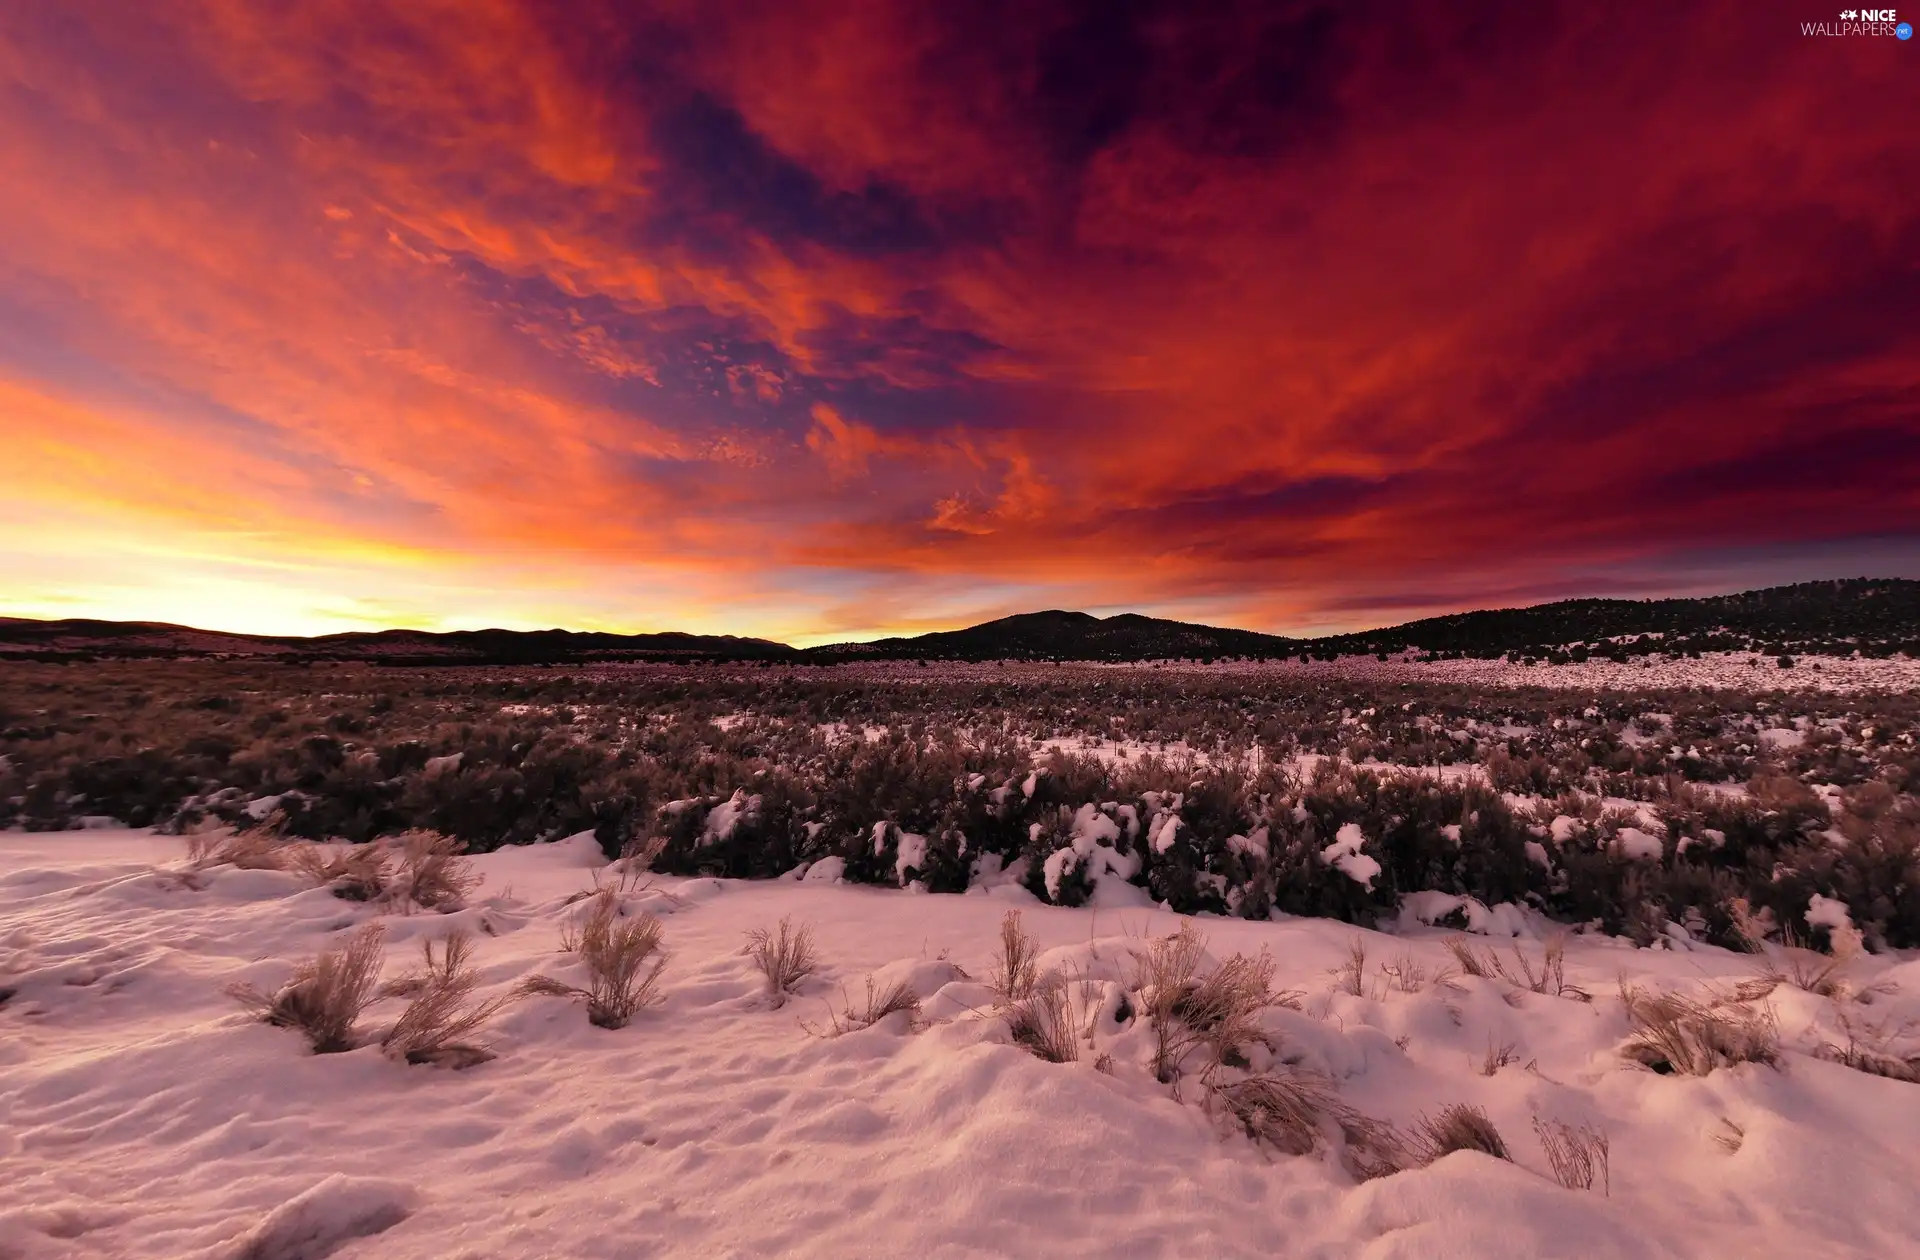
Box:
1308, 578, 1920, 663
2, 578, 1915, 664
0, 618, 791, 665
803, 610, 1296, 662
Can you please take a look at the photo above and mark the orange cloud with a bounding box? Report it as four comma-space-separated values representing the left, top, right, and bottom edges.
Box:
0, 1, 1914, 641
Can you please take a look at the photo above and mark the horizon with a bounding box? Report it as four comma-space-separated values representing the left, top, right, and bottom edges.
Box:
6, 572, 1912, 650
3, 4, 1916, 645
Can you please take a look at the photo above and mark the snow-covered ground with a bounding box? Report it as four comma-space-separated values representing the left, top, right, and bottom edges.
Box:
5, 831, 1919, 1259
783, 651, 1920, 694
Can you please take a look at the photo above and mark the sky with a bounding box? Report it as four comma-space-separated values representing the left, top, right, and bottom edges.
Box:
1, 2, 1916, 646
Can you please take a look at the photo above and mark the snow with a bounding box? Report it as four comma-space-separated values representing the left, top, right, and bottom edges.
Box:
700, 788, 756, 845
1148, 811, 1184, 855
893, 830, 929, 887
800, 854, 845, 883
1321, 822, 1382, 891
4, 829, 1919, 1259
1395, 892, 1536, 938
1041, 805, 1145, 906
1612, 827, 1665, 861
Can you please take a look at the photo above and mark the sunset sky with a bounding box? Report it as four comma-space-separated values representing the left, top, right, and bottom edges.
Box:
2, 2, 1915, 645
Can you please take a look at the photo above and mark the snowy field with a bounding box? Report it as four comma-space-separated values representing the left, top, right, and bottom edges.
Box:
5, 830, 1918, 1259
790, 651, 1920, 695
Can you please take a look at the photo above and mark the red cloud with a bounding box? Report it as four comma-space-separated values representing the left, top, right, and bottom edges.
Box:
0, 1, 1914, 637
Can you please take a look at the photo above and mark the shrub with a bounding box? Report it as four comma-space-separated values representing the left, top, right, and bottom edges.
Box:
227, 924, 385, 1053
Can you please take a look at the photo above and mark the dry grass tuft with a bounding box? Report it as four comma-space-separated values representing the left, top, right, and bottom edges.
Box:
989, 910, 1042, 1004
186, 825, 288, 872
1134, 925, 1294, 1084
1754, 946, 1853, 1001
227, 924, 385, 1053
1338, 1112, 1414, 1181
1410, 1103, 1512, 1163
1378, 950, 1460, 996
1331, 937, 1368, 997
745, 916, 820, 1008
1205, 1069, 1338, 1156
379, 932, 512, 1067
286, 842, 390, 901
1444, 934, 1496, 979
1480, 1038, 1519, 1076
1133, 923, 1209, 1083
617, 833, 669, 872
387, 831, 480, 912
1620, 984, 1780, 1076
1533, 1116, 1610, 1194
1812, 1011, 1920, 1082
1006, 975, 1079, 1063
1712, 1116, 1746, 1153
1445, 934, 1589, 1001
522, 891, 668, 1029
810, 974, 923, 1036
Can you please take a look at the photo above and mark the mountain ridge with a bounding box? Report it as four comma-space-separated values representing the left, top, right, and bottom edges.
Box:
3, 578, 1916, 664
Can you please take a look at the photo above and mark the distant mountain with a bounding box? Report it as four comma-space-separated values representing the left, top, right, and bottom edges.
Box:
803, 610, 1296, 662
3, 578, 1915, 665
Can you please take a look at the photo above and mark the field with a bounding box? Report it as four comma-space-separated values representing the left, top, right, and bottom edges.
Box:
4, 658, 1920, 1257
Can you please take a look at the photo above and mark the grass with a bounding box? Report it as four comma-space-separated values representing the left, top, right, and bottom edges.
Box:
1444, 934, 1590, 1001
1410, 1104, 1512, 1163
1330, 938, 1367, 997
1480, 1038, 1519, 1076
1205, 1069, 1338, 1157
1619, 984, 1780, 1076
387, 831, 480, 912
745, 916, 820, 1008
522, 890, 669, 1029
1812, 1011, 1920, 1082
1134, 923, 1296, 1085
286, 842, 390, 901
989, 910, 1042, 1004
810, 974, 923, 1036
1006, 975, 1079, 1062
227, 924, 385, 1053
1133, 923, 1210, 1083
1377, 949, 1459, 996
380, 932, 513, 1068
186, 824, 287, 872
1337, 1112, 1414, 1181
1533, 1116, 1609, 1194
